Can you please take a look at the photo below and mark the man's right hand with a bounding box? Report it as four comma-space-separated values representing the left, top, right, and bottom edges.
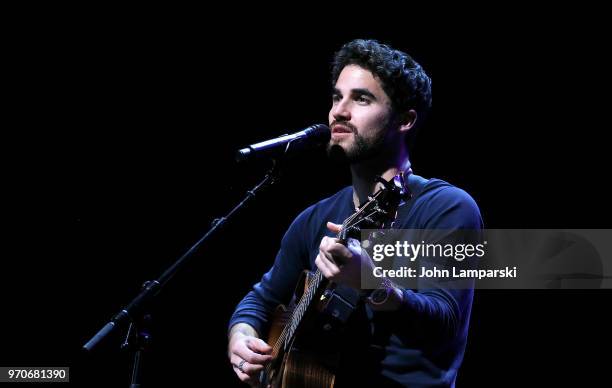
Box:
228, 324, 273, 386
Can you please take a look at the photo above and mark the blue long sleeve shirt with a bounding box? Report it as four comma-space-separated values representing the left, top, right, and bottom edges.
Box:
229, 175, 483, 387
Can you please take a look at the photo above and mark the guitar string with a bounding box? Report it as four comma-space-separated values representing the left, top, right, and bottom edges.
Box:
272, 206, 380, 354
264, 212, 357, 378
267, 202, 385, 366
263, 187, 398, 381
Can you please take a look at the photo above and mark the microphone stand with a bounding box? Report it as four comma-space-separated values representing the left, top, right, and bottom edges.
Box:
83, 159, 283, 387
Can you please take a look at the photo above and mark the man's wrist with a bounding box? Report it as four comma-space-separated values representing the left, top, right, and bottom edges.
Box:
366, 278, 404, 311
228, 323, 259, 358
229, 323, 259, 339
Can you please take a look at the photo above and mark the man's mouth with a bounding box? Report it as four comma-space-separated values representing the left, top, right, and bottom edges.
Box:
331, 124, 353, 134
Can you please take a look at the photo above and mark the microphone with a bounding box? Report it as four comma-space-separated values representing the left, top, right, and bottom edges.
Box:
236, 124, 330, 162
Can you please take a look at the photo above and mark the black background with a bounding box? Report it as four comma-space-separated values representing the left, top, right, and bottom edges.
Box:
2, 9, 611, 387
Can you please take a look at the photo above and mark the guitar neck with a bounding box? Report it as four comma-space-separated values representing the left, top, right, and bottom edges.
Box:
272, 268, 326, 355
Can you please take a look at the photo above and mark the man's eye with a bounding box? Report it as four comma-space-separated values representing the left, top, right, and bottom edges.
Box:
332, 94, 341, 102
356, 96, 370, 104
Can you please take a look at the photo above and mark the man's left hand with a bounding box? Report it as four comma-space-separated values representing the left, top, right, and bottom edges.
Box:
315, 222, 377, 290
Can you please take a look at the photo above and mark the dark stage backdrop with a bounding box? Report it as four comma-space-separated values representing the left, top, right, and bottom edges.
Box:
2, 13, 610, 387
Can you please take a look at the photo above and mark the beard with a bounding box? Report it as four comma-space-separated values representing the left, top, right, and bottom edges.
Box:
326, 130, 387, 164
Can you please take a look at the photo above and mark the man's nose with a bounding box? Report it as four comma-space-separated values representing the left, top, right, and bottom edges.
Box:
331, 99, 351, 122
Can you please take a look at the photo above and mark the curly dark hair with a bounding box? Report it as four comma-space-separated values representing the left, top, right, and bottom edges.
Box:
331, 39, 432, 123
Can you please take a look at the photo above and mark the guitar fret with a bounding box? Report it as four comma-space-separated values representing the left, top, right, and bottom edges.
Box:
263, 173, 407, 385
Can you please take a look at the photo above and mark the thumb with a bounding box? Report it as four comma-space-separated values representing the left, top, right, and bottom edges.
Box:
326, 222, 342, 234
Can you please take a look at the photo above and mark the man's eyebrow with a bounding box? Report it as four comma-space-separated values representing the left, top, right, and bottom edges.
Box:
351, 88, 377, 100
331, 88, 377, 100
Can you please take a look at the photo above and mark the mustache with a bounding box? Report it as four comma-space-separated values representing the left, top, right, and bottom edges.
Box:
330, 120, 357, 133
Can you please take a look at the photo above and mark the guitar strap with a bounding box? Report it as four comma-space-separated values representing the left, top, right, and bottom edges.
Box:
320, 173, 429, 324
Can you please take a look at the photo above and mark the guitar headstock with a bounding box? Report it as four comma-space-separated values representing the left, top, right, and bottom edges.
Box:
338, 172, 411, 242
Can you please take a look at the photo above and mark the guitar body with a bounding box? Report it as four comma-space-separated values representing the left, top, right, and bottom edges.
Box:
278, 350, 335, 388
265, 271, 336, 388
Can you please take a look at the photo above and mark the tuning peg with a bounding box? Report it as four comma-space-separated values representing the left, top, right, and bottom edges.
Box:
374, 175, 387, 185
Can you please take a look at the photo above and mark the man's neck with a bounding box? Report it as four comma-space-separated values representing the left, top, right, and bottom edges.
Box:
350, 151, 410, 209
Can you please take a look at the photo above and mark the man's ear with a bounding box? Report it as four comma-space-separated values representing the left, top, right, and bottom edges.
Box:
398, 109, 418, 134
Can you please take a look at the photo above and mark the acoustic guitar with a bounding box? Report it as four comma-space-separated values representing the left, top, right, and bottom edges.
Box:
260, 173, 409, 388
